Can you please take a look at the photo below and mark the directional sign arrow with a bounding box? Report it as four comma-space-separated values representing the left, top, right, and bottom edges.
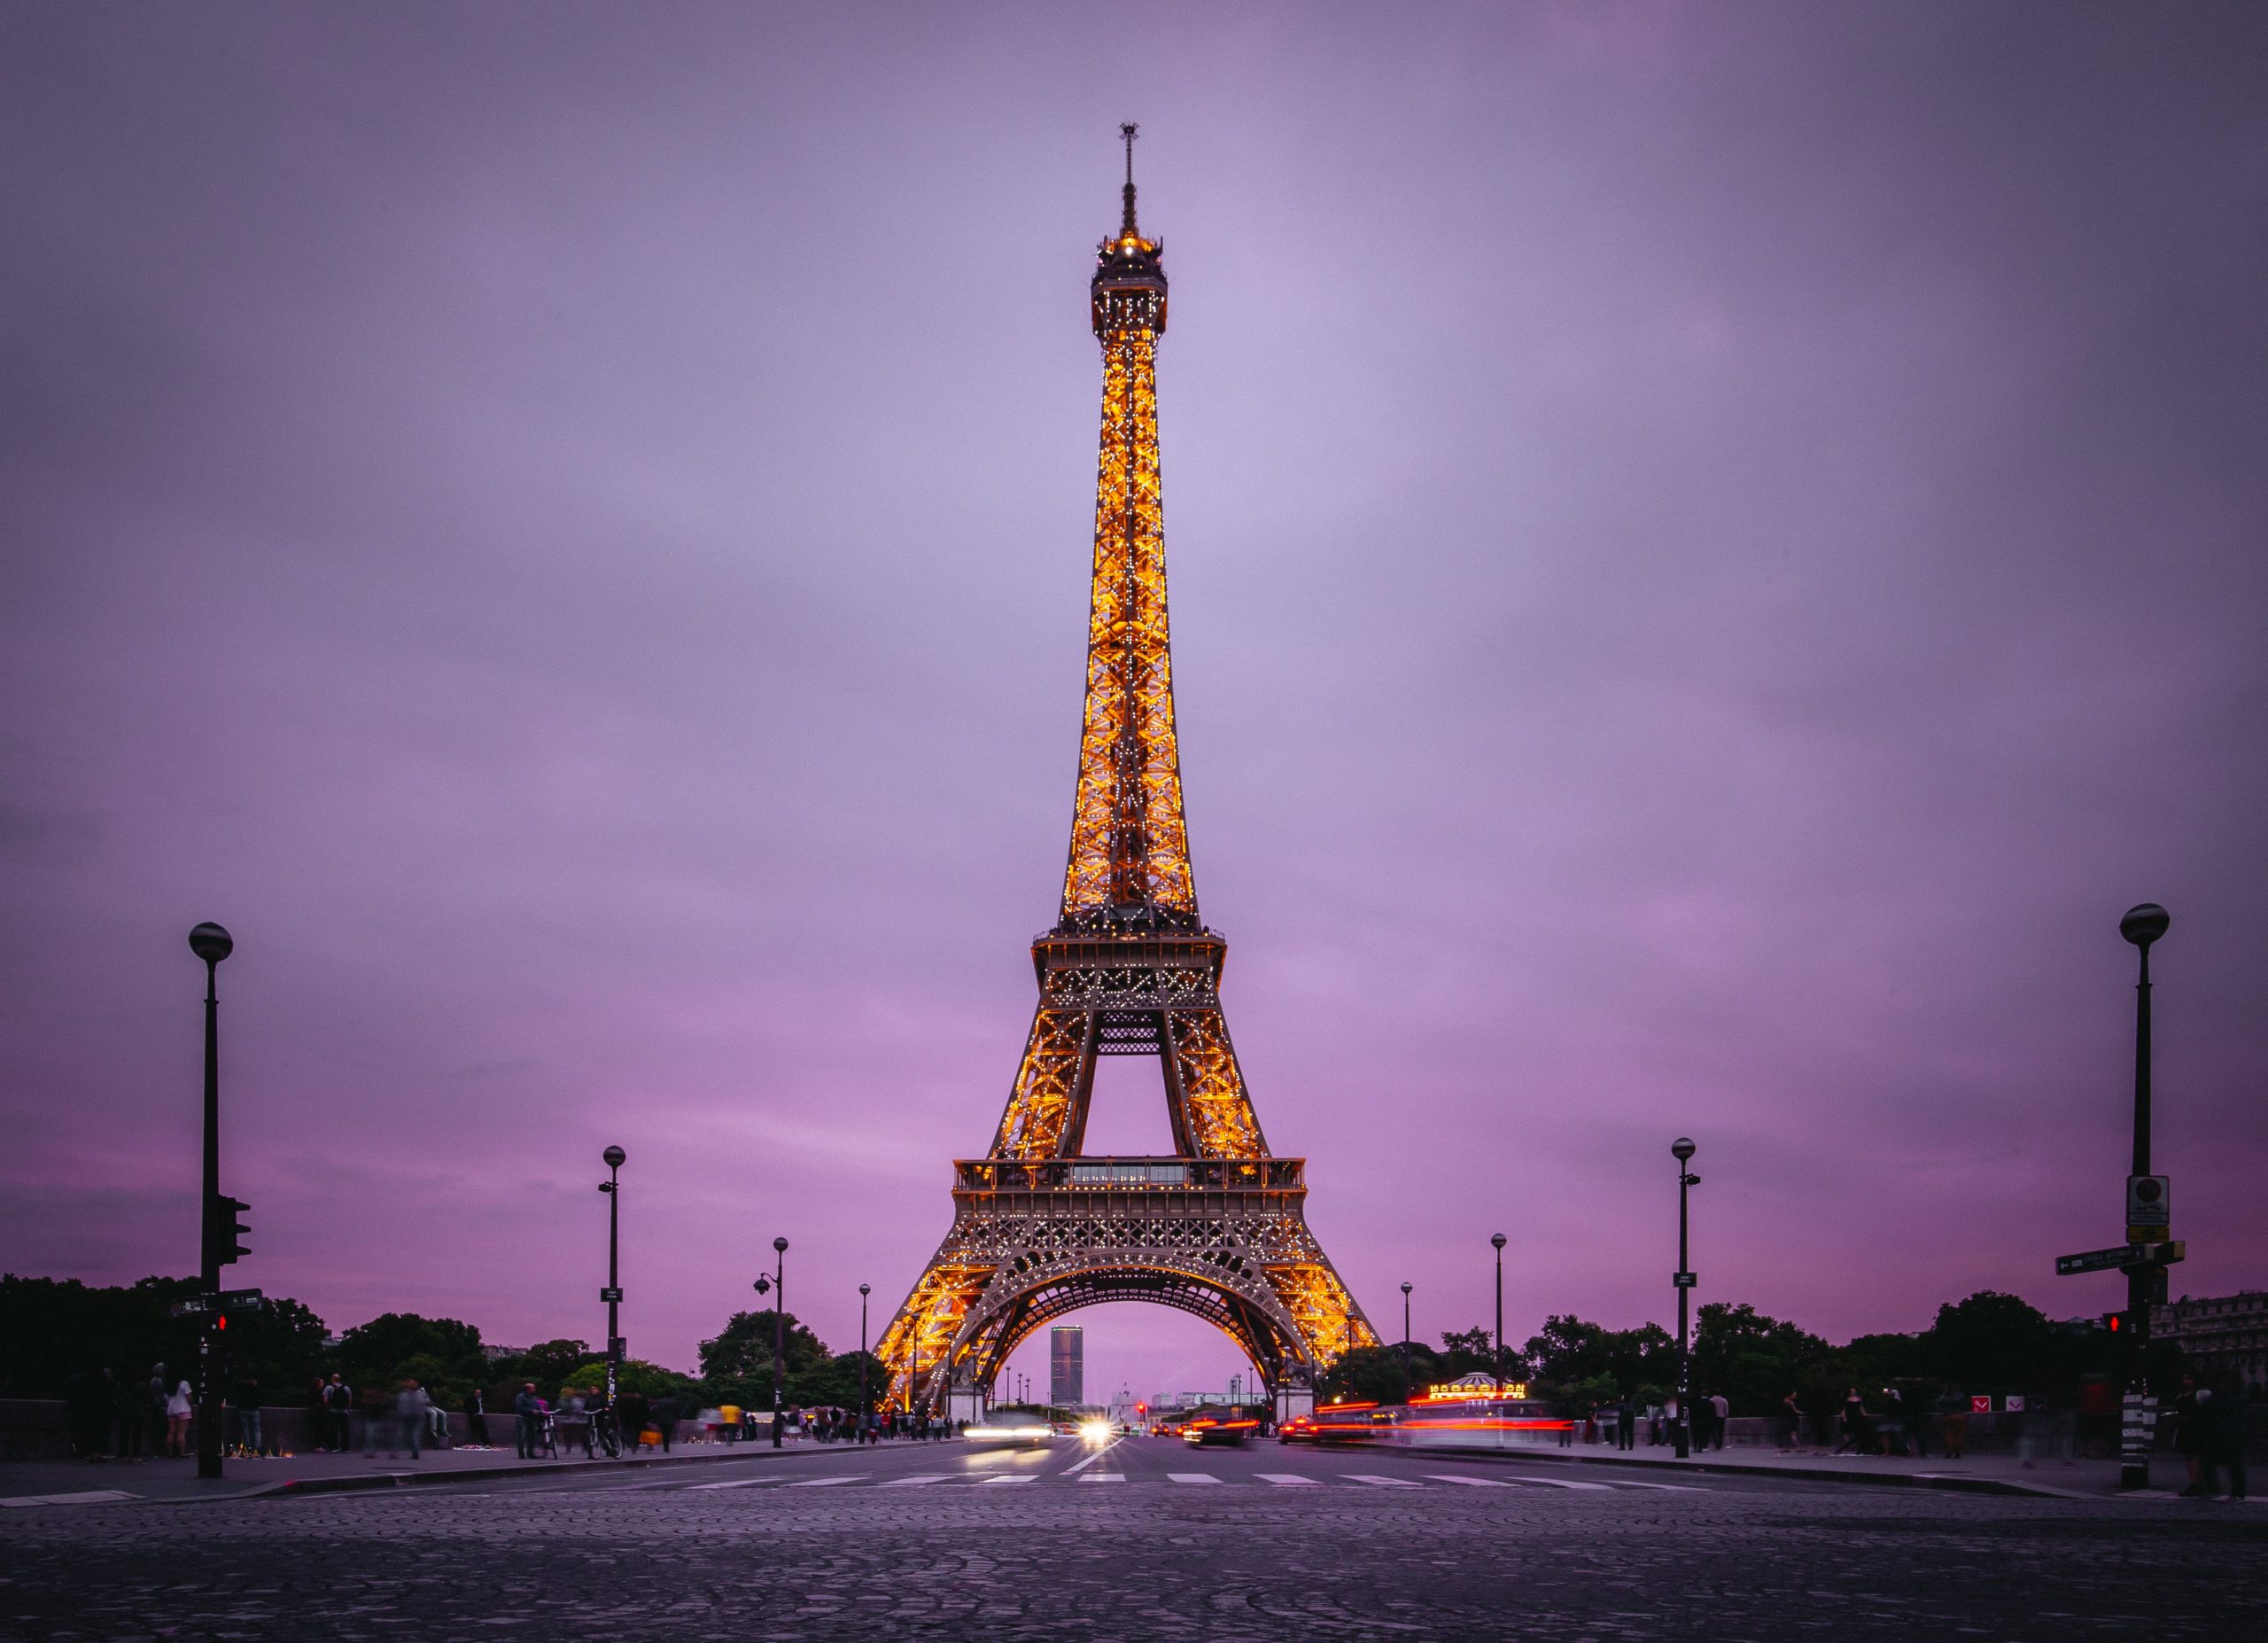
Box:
2056, 1245, 2143, 1276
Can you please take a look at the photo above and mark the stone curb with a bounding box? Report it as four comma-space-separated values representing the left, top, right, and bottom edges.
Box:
135, 1441, 940, 1506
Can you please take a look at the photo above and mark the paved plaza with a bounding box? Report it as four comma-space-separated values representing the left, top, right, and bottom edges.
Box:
3, 1437, 2261, 1641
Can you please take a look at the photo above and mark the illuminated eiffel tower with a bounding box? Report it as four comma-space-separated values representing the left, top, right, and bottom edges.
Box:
876, 128, 1376, 1420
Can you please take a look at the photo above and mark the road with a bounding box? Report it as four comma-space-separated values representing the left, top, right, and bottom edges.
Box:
2, 1433, 2261, 1639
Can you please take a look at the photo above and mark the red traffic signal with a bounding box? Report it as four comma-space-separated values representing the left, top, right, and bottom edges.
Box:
2103, 1312, 2125, 1334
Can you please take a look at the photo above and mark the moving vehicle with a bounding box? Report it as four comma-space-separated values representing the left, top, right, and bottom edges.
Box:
964, 1413, 1053, 1447
1181, 1415, 1259, 1447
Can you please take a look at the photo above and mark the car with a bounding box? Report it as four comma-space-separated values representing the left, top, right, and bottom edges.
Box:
1180, 1416, 1259, 1447
964, 1413, 1054, 1447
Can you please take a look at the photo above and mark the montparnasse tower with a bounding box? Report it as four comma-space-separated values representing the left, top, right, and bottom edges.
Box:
875, 128, 1375, 1420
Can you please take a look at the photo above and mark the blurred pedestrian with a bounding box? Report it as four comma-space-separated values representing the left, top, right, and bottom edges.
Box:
1937, 1385, 1968, 1460
395, 1380, 431, 1459
1877, 1388, 1909, 1458
2174, 1374, 2207, 1495
1708, 1391, 1729, 1450
1616, 1395, 1637, 1452
233, 1371, 262, 1458
1779, 1390, 1804, 1452
2199, 1375, 2249, 1503
1833, 1388, 1872, 1455
112, 1367, 145, 1460
618, 1389, 651, 1452
651, 1393, 680, 1452
515, 1383, 542, 1459
164, 1375, 193, 1457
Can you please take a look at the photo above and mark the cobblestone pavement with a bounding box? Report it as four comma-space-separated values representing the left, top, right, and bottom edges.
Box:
2, 1437, 2261, 1640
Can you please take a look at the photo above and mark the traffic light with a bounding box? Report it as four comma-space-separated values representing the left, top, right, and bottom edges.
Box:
2102, 1311, 2126, 1335
209, 1195, 251, 1265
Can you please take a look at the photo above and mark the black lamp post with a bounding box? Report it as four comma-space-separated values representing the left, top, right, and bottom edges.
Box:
2118, 901, 2171, 1491
189, 922, 234, 1482
598, 1146, 625, 1421
771, 1236, 788, 1447
1491, 1233, 1508, 1395
1400, 1281, 1414, 1402
858, 1283, 871, 1444
1672, 1137, 1699, 1460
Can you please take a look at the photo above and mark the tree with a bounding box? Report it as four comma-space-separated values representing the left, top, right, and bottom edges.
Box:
493, 1339, 593, 1402
1520, 1316, 1675, 1403
1316, 1343, 1436, 1405
1689, 1304, 1831, 1415
1920, 1292, 2061, 1395
332, 1312, 485, 1394
698, 1310, 831, 1407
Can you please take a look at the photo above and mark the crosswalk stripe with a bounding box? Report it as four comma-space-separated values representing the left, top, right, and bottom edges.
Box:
685, 1477, 776, 1491
880, 1475, 954, 1487
976, 1476, 1037, 1485
1341, 1474, 1424, 1487
1609, 1480, 1711, 1492
1256, 1474, 1322, 1486
1504, 1475, 1612, 1491
1167, 1472, 1222, 1484
1078, 1472, 1124, 1483
1425, 1475, 1518, 1487
783, 1476, 863, 1487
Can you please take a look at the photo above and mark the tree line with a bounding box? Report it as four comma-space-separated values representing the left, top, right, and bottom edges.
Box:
0, 1274, 882, 1415
1316, 1290, 2172, 1415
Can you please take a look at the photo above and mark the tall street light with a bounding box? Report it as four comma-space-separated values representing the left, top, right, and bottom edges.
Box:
2118, 901, 2171, 1491
189, 922, 236, 1482
1400, 1281, 1414, 1403
771, 1236, 788, 1447
1491, 1233, 1508, 1395
1672, 1137, 1699, 1460
858, 1283, 872, 1444
598, 1147, 626, 1422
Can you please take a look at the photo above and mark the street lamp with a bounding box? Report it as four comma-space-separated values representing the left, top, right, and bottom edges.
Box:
598, 1146, 625, 1422
1491, 1233, 1508, 1396
1400, 1281, 1414, 1403
2117, 901, 2171, 1491
1672, 1137, 1699, 1460
771, 1236, 788, 1447
188, 922, 234, 1482
858, 1283, 872, 1445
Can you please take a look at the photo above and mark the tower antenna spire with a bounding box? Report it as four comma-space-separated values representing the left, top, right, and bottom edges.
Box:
1119, 121, 1139, 236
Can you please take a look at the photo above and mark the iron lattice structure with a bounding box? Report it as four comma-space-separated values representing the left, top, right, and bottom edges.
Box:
877, 130, 1375, 1416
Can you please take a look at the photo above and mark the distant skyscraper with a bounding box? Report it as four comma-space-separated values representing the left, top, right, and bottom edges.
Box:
1050, 1325, 1084, 1408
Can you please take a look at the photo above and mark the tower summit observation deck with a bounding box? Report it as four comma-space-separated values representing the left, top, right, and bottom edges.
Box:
874, 128, 1376, 1421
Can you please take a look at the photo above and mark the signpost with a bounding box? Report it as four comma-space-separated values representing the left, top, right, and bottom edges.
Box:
172, 1289, 265, 1319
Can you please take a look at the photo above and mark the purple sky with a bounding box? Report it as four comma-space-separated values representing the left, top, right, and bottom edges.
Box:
4, 3, 2264, 1401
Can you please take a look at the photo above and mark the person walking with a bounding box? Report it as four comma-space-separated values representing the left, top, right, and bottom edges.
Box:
464, 1385, 491, 1449
1617, 1396, 1637, 1452
617, 1390, 651, 1452
232, 1371, 262, 1458
1779, 1390, 1805, 1453
1937, 1385, 1968, 1460
111, 1367, 144, 1460
2200, 1375, 2249, 1502
148, 1364, 172, 1457
1833, 1388, 1871, 1456
2173, 1374, 2207, 1496
651, 1393, 679, 1453
395, 1381, 431, 1460
1708, 1391, 1730, 1451
514, 1383, 542, 1460
1877, 1388, 1908, 1458
322, 1375, 353, 1452
163, 1375, 194, 1457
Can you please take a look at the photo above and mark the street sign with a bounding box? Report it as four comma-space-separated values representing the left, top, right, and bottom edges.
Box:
2056, 1245, 2143, 1276
170, 1288, 264, 1317
1672, 1272, 1697, 1289
2126, 1174, 2169, 1227
599, 1286, 623, 1303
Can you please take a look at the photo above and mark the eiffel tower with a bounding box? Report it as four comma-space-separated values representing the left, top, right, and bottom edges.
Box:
876, 128, 1376, 1421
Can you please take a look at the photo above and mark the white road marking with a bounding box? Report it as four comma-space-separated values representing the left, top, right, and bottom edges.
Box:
1342, 1474, 1425, 1487
1078, 1471, 1125, 1483
783, 1476, 864, 1487
0, 1490, 139, 1508
1425, 1475, 1518, 1487
1256, 1474, 1322, 1486
976, 1475, 1037, 1485
1505, 1475, 1613, 1491
1168, 1472, 1223, 1484
685, 1477, 779, 1491
1060, 1438, 1122, 1476
880, 1475, 954, 1487
1609, 1480, 1711, 1492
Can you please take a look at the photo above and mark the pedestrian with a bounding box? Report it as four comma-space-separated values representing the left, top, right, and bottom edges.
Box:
164, 1375, 194, 1457
1779, 1390, 1804, 1453
233, 1371, 262, 1458
1708, 1391, 1729, 1451
149, 1363, 172, 1456
515, 1382, 542, 1459
2174, 1374, 2207, 1496
112, 1367, 145, 1460
558, 1387, 592, 1458
1617, 1396, 1637, 1452
322, 1374, 354, 1452
465, 1385, 491, 1449
2198, 1375, 2249, 1503
618, 1389, 651, 1452
396, 1380, 431, 1459
1833, 1388, 1872, 1456
1937, 1384, 1968, 1460
1877, 1388, 1908, 1458
651, 1393, 679, 1452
